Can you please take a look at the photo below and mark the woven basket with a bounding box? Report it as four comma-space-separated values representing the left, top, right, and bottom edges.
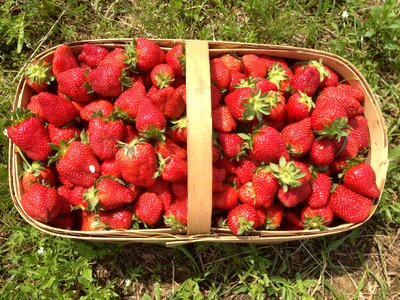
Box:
9, 39, 389, 247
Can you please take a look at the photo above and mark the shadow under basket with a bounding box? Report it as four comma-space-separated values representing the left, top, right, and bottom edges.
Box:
9, 39, 389, 247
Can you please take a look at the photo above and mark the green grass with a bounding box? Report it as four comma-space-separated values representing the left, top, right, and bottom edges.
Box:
1, 0, 399, 299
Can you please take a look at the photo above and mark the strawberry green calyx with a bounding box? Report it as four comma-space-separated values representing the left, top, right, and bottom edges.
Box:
236, 216, 255, 235
264, 90, 283, 109
269, 156, 306, 192
83, 186, 100, 212
112, 107, 135, 124
21, 160, 45, 177
119, 68, 133, 91
241, 89, 270, 121
4, 108, 33, 128
267, 63, 290, 88
217, 217, 228, 229
155, 71, 174, 89
163, 215, 186, 230
140, 125, 166, 143
178, 54, 186, 76
303, 215, 327, 230
131, 214, 148, 230
298, 91, 315, 111
118, 137, 146, 158
48, 139, 71, 165
337, 155, 366, 179
308, 59, 330, 82
154, 153, 167, 178
123, 41, 138, 72
314, 117, 350, 141
234, 76, 259, 89
170, 115, 187, 132
25, 60, 54, 85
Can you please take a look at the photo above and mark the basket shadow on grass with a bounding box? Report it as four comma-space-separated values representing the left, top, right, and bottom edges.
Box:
85, 219, 398, 298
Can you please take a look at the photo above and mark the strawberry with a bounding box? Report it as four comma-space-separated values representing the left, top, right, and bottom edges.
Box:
36, 92, 77, 127
135, 98, 166, 140
333, 134, 359, 159
150, 63, 175, 89
20, 183, 61, 223
236, 157, 258, 185
227, 204, 259, 235
213, 167, 227, 192
217, 133, 244, 158
307, 173, 331, 208
78, 44, 109, 69
97, 47, 128, 71
211, 84, 222, 108
170, 116, 187, 143
164, 199, 187, 229
244, 125, 290, 164
210, 58, 231, 90
260, 56, 289, 70
87, 116, 126, 161
220, 54, 242, 73
281, 117, 314, 158
60, 185, 89, 209
212, 105, 237, 133
114, 80, 147, 119
171, 182, 188, 200
88, 64, 131, 97
24, 59, 54, 92
214, 157, 238, 175
330, 184, 373, 223
213, 185, 239, 210
264, 202, 284, 230
27, 95, 43, 118
238, 182, 256, 206
84, 178, 134, 211
57, 67, 92, 103
47, 124, 80, 146
319, 65, 339, 89
155, 138, 187, 160
309, 138, 335, 166
242, 54, 267, 78
156, 154, 187, 183
267, 63, 293, 93
80, 99, 114, 122
233, 76, 277, 94
52, 44, 79, 79
134, 38, 165, 72
165, 44, 185, 77
125, 125, 138, 143
348, 116, 370, 150
147, 179, 172, 211
289, 65, 320, 96
115, 138, 158, 188
252, 167, 279, 208
6, 109, 52, 161
21, 161, 56, 191
301, 204, 334, 229
50, 213, 75, 230
228, 71, 247, 93
101, 159, 122, 178
261, 91, 286, 130
343, 162, 380, 198
337, 84, 364, 103
285, 92, 314, 124
283, 209, 304, 230
148, 85, 185, 120
99, 206, 133, 230
80, 211, 102, 231
50, 140, 101, 188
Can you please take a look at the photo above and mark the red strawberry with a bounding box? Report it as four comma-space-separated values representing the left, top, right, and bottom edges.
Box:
213, 167, 227, 192
348, 116, 370, 150
57, 67, 92, 103
236, 157, 258, 185
164, 199, 187, 229
283, 209, 304, 230
220, 54, 242, 73
80, 211, 102, 231
135, 38, 165, 72
319, 65, 339, 89
212, 105, 237, 133
87, 117, 126, 161
157, 154, 187, 183
343, 162, 380, 198
333, 134, 359, 159
337, 84, 364, 103
52, 44, 79, 79
261, 91, 286, 130
210, 58, 231, 90
78, 44, 109, 69
85, 178, 134, 211
147, 179, 172, 211
289, 65, 320, 96
6, 109, 52, 161
20, 183, 61, 223
217, 133, 244, 159
115, 138, 158, 188
114, 80, 147, 119
148, 85, 185, 120
171, 182, 187, 200
21, 161, 56, 191
101, 159, 122, 178
125, 125, 138, 143
252, 167, 279, 208
260, 56, 289, 70
233, 76, 277, 94
307, 173, 331, 208
285, 92, 314, 124
330, 185, 373, 223
166, 44, 185, 77
245, 125, 290, 164
80, 99, 114, 121
242, 54, 268, 78
24, 59, 54, 92
155, 138, 187, 160
36, 92, 77, 127
213, 185, 239, 210
301, 204, 334, 229
27, 95, 43, 118
51, 140, 101, 188
50, 213, 75, 229
227, 204, 259, 235
99, 206, 133, 230
238, 182, 256, 206
309, 138, 335, 166
228, 71, 247, 93
135, 98, 166, 140
150, 63, 175, 89
211, 84, 222, 108
264, 202, 284, 230
281, 117, 314, 158
214, 157, 238, 175
59, 185, 88, 209
267, 63, 293, 93
170, 115, 188, 143
88, 64, 131, 97
47, 124, 80, 146
97, 47, 128, 70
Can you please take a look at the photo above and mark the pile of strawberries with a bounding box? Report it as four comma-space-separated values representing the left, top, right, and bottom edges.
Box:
7, 38, 380, 236
8, 38, 189, 231
209, 53, 380, 234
